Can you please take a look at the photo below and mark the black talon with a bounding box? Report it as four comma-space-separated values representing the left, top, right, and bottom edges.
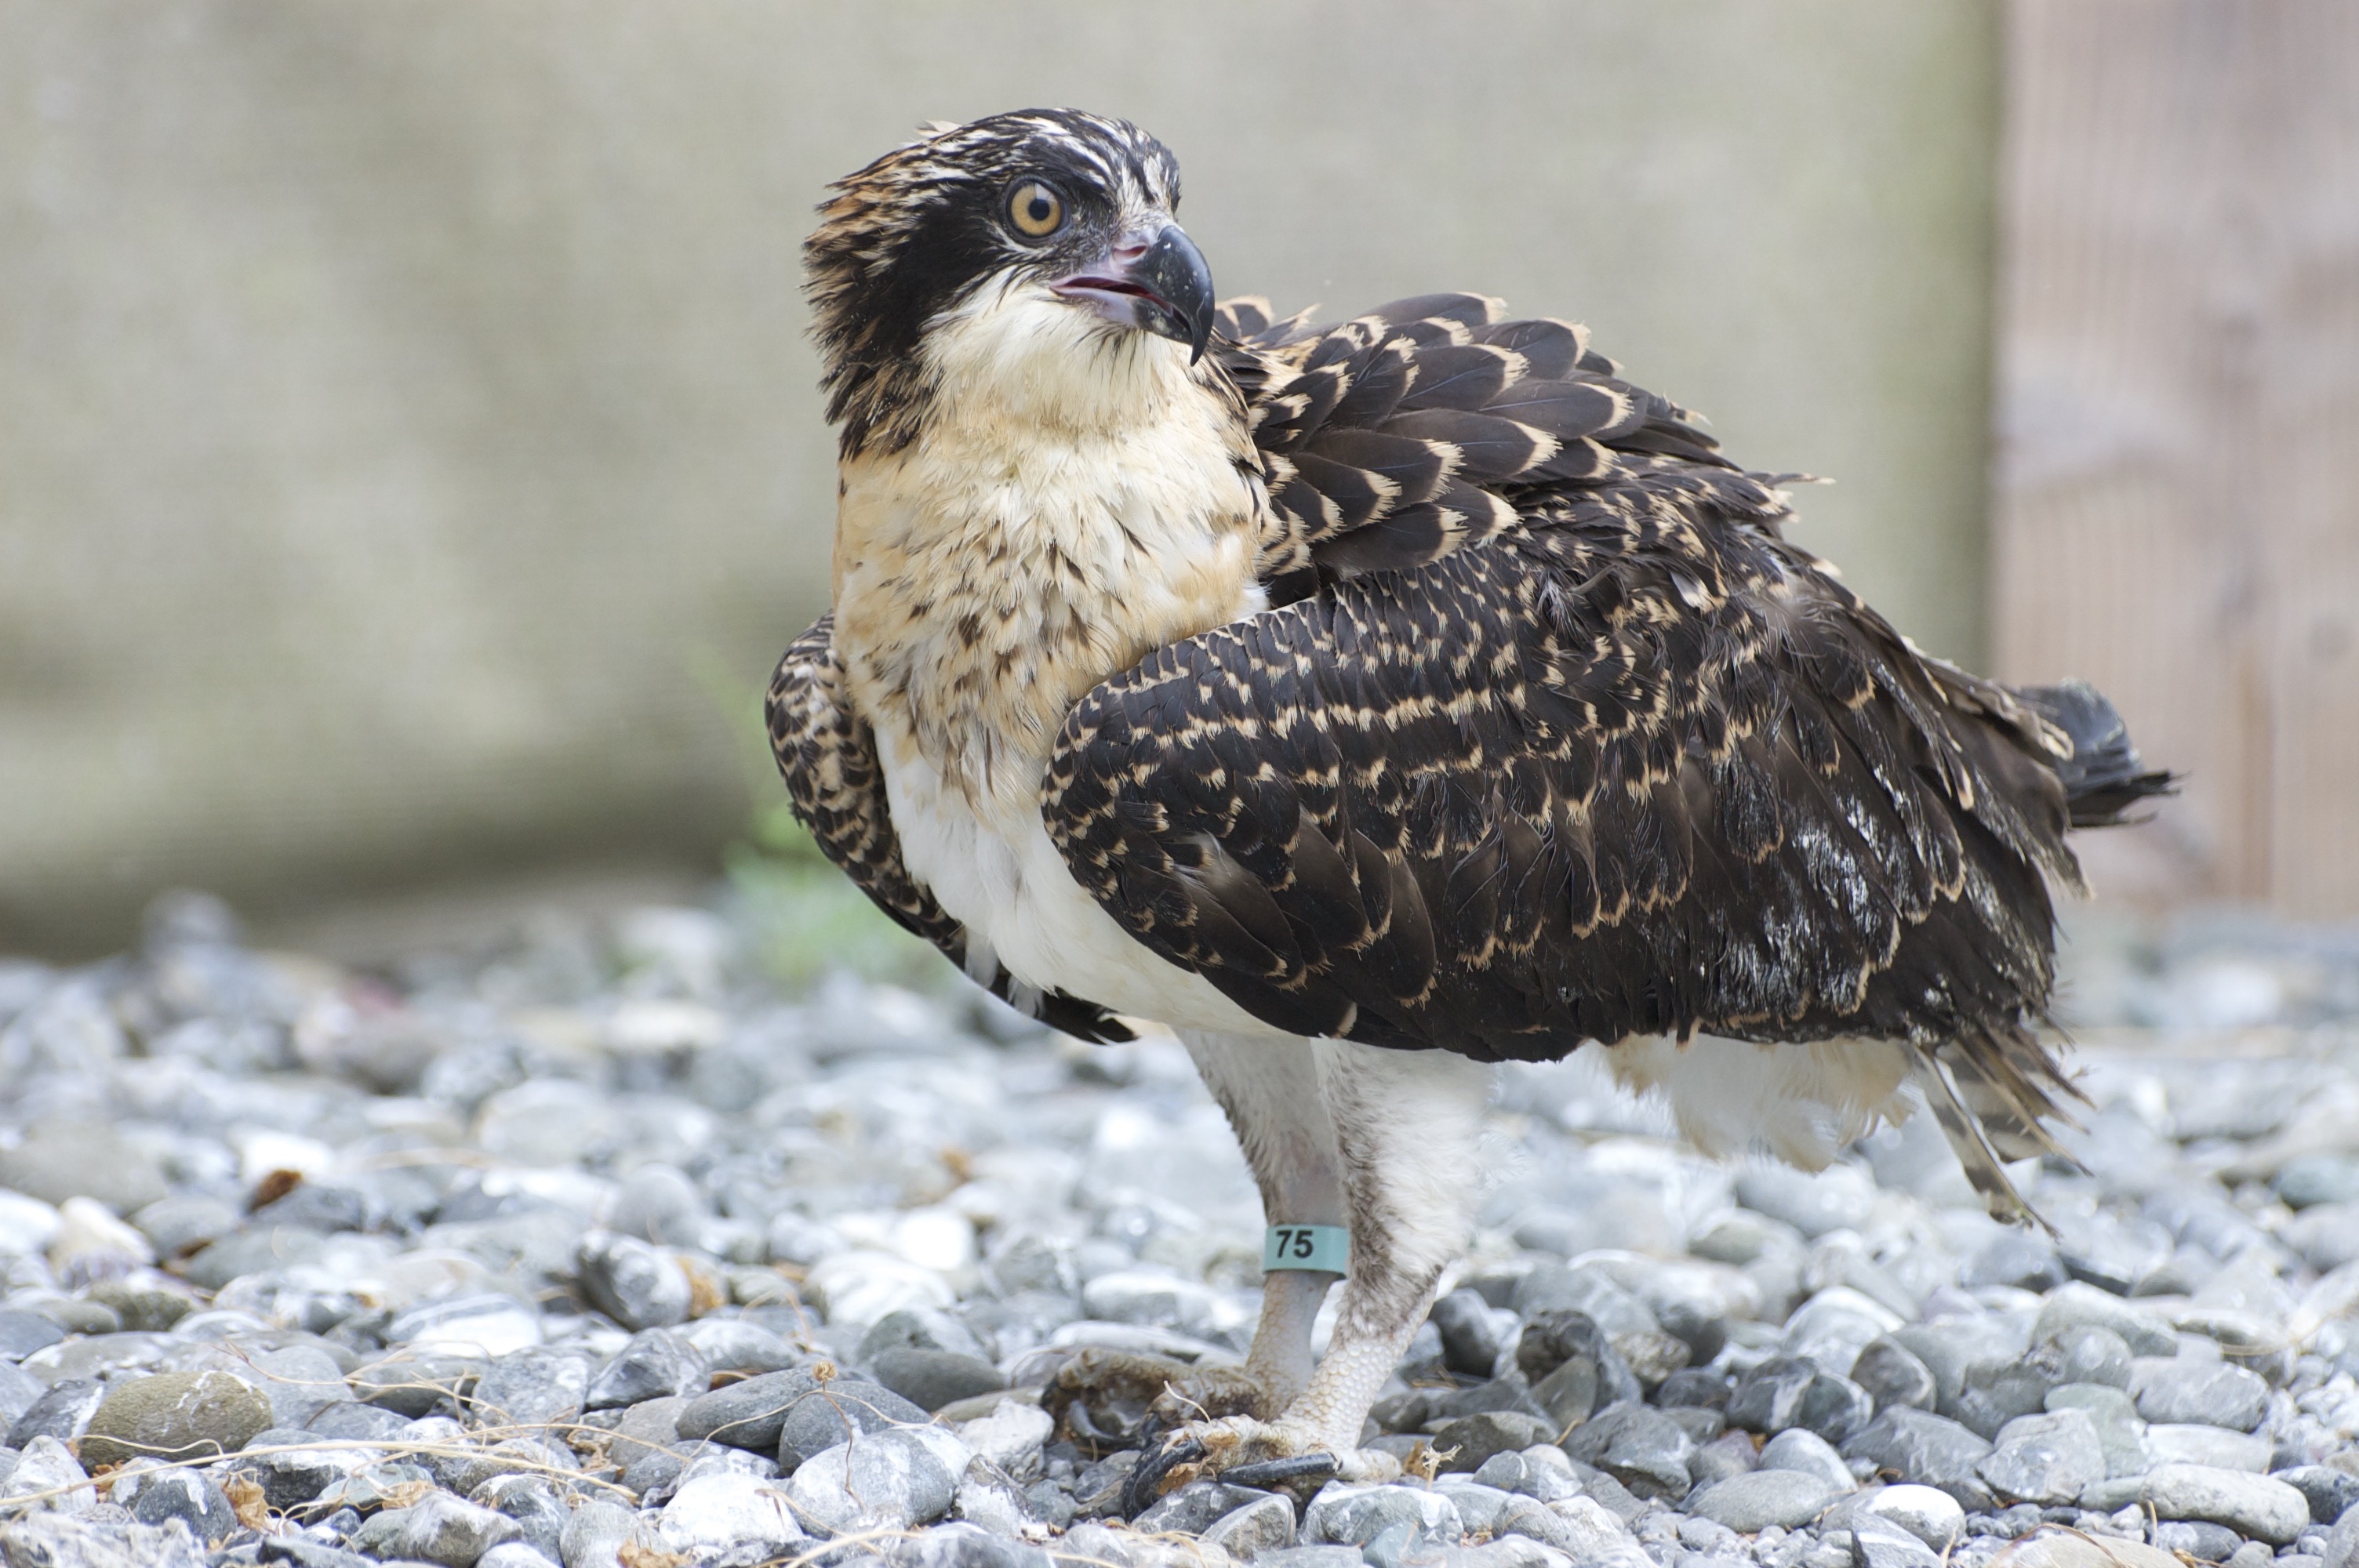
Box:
1120, 1431, 1205, 1518
1224, 1452, 1339, 1490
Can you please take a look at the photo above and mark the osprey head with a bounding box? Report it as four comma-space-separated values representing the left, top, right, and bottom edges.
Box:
806, 110, 1216, 456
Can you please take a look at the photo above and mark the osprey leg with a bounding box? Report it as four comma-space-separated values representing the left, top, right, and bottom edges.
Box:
1181, 1031, 1344, 1411
1129, 1037, 1491, 1504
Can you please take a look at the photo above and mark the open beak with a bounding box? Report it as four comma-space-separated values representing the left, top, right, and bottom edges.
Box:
1050, 223, 1216, 362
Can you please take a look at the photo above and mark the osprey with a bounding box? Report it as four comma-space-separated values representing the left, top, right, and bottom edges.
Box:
768, 110, 2168, 1497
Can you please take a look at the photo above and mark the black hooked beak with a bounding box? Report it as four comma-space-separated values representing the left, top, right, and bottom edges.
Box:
1052, 223, 1216, 362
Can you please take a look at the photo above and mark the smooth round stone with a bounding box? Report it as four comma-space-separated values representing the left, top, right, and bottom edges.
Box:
1863, 1483, 1966, 1549
2277, 1156, 2359, 1210
0, 1309, 65, 1361
609, 1165, 707, 1248
575, 1231, 692, 1332
656, 1471, 803, 1567
561, 1498, 663, 1568
1431, 1287, 1507, 1378
676, 1367, 821, 1452
678, 1318, 801, 1376
182, 1226, 329, 1292
2032, 1286, 2177, 1359
1853, 1338, 1939, 1414
1961, 1232, 2069, 1294
2147, 1424, 2274, 1472
954, 1399, 1052, 1476
2133, 1361, 2270, 1431
2144, 1463, 2311, 1545
871, 1347, 1005, 1412
1202, 1491, 1299, 1559
1761, 1428, 1857, 1493
476, 1545, 562, 1568
1841, 1407, 1994, 1492
0, 1361, 42, 1432
0, 1123, 169, 1214
80, 1369, 274, 1468
787, 1428, 958, 1532
1689, 1468, 1842, 1531
307, 1399, 415, 1442
1304, 1483, 1465, 1548
775, 1379, 926, 1468
1977, 1410, 2104, 1507
351, 1355, 482, 1417
857, 1307, 988, 1365
1431, 1412, 1558, 1474
2154, 1520, 2246, 1561
2043, 1327, 2133, 1391
249, 1344, 351, 1429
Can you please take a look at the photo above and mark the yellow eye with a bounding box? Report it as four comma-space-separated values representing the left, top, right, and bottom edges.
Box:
1006, 180, 1064, 238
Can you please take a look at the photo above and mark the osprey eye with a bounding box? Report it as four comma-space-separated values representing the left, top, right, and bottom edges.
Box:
1006, 180, 1065, 239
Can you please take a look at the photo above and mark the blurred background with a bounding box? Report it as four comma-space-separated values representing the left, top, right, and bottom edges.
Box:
2, 0, 2354, 961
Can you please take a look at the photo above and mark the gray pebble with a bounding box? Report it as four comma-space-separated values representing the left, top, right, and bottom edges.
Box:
1433, 1411, 1558, 1474
2155, 1520, 2247, 1561
307, 1399, 414, 1442
873, 1346, 1007, 1412
1841, 1407, 1994, 1494
576, 1230, 692, 1331
1852, 1338, 1938, 1414
788, 1428, 959, 1531
1689, 1469, 1841, 1531
7, 1378, 106, 1453
1561, 1402, 1694, 1500
1761, 1428, 1857, 1493
656, 1469, 803, 1566
2146, 1463, 2311, 1544
469, 1347, 592, 1429
2133, 1360, 2271, 1432
351, 1491, 522, 1566
2032, 1287, 2177, 1360
1136, 1480, 1281, 1535
583, 1328, 707, 1411
1303, 1483, 1464, 1548
123, 1465, 241, 1541
776, 1378, 928, 1468
558, 1497, 660, 1568
2043, 1383, 2150, 1479
0, 1310, 66, 1362
1977, 1409, 2105, 1506
1202, 1490, 1298, 1558
471, 1474, 572, 1561
2274, 1467, 2359, 1526
675, 1367, 821, 1452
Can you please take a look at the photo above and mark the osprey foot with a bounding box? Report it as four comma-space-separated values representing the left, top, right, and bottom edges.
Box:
1044, 1350, 1276, 1457
1119, 1414, 1401, 1517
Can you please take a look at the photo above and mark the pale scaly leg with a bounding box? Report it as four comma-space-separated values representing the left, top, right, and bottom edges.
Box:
1051, 1031, 1342, 1452
1129, 1037, 1493, 1504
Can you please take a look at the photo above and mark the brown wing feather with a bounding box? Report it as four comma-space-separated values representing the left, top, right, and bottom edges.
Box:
1215, 296, 1742, 592
766, 615, 1132, 1044
1043, 448, 2082, 1127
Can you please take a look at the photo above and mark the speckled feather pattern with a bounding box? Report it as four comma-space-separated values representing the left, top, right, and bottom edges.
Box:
772, 288, 2160, 1207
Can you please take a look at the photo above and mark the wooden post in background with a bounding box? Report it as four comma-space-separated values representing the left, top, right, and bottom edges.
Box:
1994, 0, 2359, 916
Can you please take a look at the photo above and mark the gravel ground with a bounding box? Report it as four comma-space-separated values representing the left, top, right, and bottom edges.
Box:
2, 889, 2358, 1568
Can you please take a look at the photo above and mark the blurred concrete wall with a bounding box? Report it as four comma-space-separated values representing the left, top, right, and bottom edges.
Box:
0, 1, 2001, 956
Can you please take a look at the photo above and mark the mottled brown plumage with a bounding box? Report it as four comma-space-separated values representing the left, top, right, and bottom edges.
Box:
769, 110, 2173, 1490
